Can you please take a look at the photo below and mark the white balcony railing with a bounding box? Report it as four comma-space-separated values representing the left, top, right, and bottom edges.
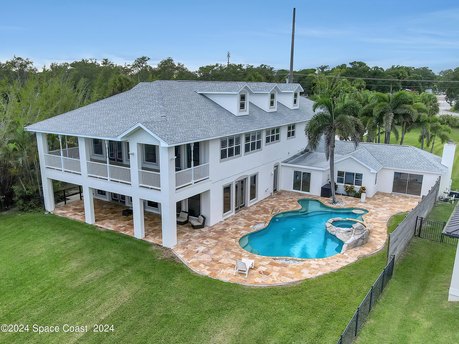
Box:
49, 147, 80, 159
87, 161, 131, 184
44, 154, 81, 174
175, 163, 210, 189
139, 170, 161, 190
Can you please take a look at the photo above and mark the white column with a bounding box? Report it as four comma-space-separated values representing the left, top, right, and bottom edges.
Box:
82, 185, 95, 224
449, 242, 459, 301
132, 196, 145, 239
36, 133, 55, 212
58, 134, 64, 171
78, 137, 89, 177
160, 145, 177, 248
129, 142, 140, 188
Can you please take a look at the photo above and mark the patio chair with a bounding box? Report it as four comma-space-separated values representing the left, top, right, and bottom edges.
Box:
189, 215, 206, 229
235, 260, 250, 277
176, 211, 189, 225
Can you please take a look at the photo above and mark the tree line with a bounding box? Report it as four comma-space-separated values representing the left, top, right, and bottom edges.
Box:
0, 56, 458, 210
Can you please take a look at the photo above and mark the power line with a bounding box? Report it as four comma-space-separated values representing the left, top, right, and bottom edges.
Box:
278, 72, 459, 83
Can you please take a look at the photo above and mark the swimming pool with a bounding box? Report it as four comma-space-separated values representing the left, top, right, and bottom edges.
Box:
239, 199, 368, 259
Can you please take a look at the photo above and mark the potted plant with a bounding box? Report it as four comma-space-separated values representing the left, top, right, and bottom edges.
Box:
344, 184, 355, 197
360, 186, 367, 203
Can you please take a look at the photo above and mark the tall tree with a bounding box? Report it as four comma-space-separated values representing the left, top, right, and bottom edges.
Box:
305, 77, 364, 204
372, 91, 416, 144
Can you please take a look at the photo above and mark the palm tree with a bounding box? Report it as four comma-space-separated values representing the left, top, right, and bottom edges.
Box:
372, 91, 417, 144
305, 93, 364, 204
428, 117, 451, 153
416, 92, 440, 150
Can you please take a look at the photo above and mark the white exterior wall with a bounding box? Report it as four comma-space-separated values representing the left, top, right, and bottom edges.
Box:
376, 169, 441, 197
204, 92, 250, 116
277, 92, 298, 109
334, 158, 377, 197
250, 93, 276, 112
205, 122, 307, 225
280, 166, 326, 196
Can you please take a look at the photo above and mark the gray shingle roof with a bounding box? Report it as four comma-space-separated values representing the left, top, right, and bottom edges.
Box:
26, 80, 311, 146
284, 140, 447, 174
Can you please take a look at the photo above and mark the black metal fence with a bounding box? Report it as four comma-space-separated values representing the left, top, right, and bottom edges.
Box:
336, 255, 395, 344
415, 216, 458, 245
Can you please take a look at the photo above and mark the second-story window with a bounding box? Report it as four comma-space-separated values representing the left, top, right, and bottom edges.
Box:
244, 131, 262, 153
269, 92, 276, 109
239, 92, 247, 112
287, 124, 296, 138
93, 139, 103, 156
144, 144, 157, 164
293, 92, 299, 106
221, 135, 241, 160
265, 128, 280, 144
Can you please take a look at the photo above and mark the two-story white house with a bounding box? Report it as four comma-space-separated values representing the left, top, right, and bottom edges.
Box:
26, 80, 456, 250
26, 81, 311, 248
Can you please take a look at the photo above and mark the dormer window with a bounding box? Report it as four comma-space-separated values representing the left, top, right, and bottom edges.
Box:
269, 92, 276, 109
239, 92, 247, 112
293, 92, 299, 106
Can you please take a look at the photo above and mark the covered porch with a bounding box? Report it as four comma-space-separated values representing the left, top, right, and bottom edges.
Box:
53, 198, 191, 246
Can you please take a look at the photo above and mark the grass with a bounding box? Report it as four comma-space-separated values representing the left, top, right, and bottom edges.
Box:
0, 213, 387, 344
427, 202, 456, 222
389, 127, 459, 189
387, 212, 408, 233
356, 238, 459, 344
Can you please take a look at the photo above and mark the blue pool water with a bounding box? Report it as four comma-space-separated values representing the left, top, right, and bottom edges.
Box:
331, 220, 359, 228
239, 199, 367, 259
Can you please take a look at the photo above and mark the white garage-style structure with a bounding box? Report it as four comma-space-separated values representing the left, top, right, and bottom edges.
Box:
281, 141, 456, 199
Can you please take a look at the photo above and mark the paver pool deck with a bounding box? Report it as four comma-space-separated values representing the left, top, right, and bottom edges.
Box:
54, 191, 419, 286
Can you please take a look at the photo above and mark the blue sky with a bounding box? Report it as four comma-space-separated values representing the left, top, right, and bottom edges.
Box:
1, 0, 459, 72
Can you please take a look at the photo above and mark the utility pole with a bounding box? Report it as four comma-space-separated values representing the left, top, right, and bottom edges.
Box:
227, 51, 231, 67
288, 7, 296, 83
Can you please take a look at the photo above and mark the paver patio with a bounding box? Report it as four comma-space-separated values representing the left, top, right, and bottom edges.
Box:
53, 191, 419, 286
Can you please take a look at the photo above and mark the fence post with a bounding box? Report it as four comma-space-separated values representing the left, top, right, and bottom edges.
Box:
63, 189, 67, 205
355, 307, 360, 337
369, 286, 374, 312
418, 217, 423, 238
414, 216, 418, 236
381, 267, 386, 293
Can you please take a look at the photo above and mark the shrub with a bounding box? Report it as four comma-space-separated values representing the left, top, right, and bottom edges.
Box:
439, 114, 459, 128
344, 184, 355, 196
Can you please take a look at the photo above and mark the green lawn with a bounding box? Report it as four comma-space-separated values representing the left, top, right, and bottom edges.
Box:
356, 238, 459, 344
0, 213, 387, 344
387, 212, 408, 233
389, 127, 459, 189
427, 202, 456, 222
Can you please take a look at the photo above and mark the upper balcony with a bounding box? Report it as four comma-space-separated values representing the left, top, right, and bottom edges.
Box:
43, 137, 209, 191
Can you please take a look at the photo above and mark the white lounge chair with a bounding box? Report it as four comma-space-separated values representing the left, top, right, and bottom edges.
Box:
235, 260, 249, 277
176, 211, 189, 225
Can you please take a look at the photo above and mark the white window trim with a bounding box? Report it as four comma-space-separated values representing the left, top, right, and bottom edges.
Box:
292, 170, 312, 193
249, 173, 258, 203
265, 127, 280, 145
145, 200, 161, 214
220, 135, 242, 161
239, 92, 248, 113
222, 183, 233, 217
142, 144, 159, 168
269, 92, 276, 109
287, 124, 296, 139
337, 170, 363, 186
244, 131, 262, 155
293, 92, 299, 107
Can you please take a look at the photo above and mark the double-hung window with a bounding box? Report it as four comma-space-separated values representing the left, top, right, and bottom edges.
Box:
269, 92, 276, 108
287, 124, 296, 138
265, 127, 280, 144
239, 93, 247, 112
220, 135, 241, 160
244, 131, 262, 153
293, 92, 299, 106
